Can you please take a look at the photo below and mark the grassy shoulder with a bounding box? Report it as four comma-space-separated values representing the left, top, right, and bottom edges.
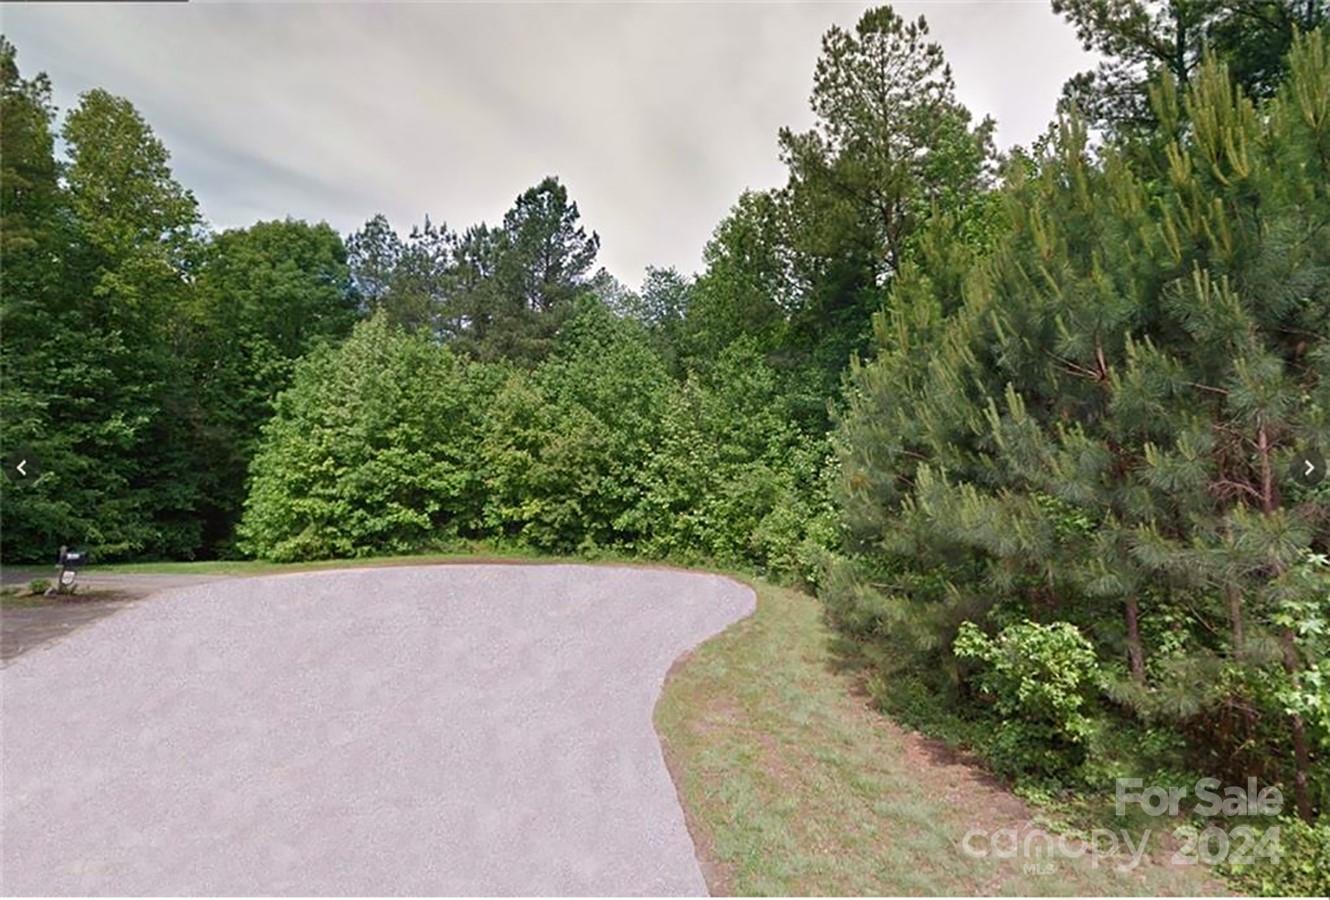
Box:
96, 545, 558, 576
655, 579, 1226, 896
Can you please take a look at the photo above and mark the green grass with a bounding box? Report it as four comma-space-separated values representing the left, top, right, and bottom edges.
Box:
655, 580, 1227, 896
98, 545, 576, 576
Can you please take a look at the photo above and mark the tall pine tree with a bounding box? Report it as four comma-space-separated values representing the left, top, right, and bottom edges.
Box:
831, 31, 1329, 818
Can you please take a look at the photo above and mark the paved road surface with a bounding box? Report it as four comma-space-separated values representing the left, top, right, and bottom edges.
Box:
1, 564, 754, 895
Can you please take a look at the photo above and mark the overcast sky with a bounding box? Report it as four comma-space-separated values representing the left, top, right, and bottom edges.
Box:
2, 1, 1093, 286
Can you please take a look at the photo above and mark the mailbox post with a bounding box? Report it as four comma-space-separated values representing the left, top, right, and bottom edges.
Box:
53, 545, 87, 595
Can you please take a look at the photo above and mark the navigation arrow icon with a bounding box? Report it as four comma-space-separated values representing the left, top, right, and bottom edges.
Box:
1291, 450, 1326, 487
4, 447, 39, 482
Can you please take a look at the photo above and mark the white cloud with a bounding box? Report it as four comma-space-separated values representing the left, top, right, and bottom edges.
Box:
2, 1, 1092, 285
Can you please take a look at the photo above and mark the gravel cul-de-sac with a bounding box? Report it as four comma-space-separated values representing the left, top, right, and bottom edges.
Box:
1, 564, 755, 896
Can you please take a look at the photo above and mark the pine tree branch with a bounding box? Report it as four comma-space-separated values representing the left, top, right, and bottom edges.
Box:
1043, 349, 1104, 381
1210, 478, 1261, 502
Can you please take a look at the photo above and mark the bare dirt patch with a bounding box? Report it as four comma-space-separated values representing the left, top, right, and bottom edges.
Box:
1, 573, 222, 662
1, 593, 135, 662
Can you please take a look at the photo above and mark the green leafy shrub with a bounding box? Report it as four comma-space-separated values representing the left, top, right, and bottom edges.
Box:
953, 620, 1100, 781
1274, 551, 1330, 751
1222, 818, 1330, 897
638, 337, 830, 573
237, 301, 833, 575
26, 578, 50, 596
238, 313, 502, 561
479, 298, 672, 553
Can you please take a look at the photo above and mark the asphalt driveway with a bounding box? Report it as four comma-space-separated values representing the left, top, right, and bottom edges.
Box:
1, 564, 755, 895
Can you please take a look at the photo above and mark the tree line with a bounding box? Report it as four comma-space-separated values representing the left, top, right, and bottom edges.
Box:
0, 34, 837, 570
2, 1, 1327, 889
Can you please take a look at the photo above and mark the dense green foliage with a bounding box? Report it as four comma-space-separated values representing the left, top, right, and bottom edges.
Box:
2, 5, 1326, 889
2, 49, 207, 560
190, 219, 359, 552
0, 5, 979, 566
239, 301, 826, 574
680, 7, 998, 427
237, 313, 500, 560
954, 620, 1101, 780
1222, 816, 1330, 895
828, 29, 1329, 837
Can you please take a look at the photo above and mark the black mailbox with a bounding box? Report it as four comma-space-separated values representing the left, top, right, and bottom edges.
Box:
54, 545, 88, 594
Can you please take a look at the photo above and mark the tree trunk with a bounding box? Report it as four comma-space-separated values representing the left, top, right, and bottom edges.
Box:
1225, 582, 1260, 739
1226, 583, 1245, 660
1124, 595, 1145, 684
1257, 423, 1281, 512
